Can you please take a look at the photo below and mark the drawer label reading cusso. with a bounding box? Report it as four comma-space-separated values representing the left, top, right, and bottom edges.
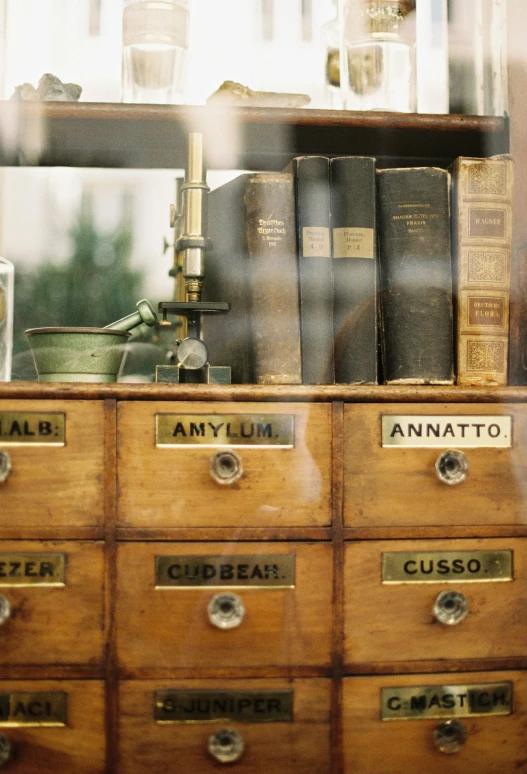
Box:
156, 555, 295, 588
0, 692, 67, 726
155, 414, 295, 448
0, 413, 65, 446
155, 690, 294, 723
382, 550, 512, 584
382, 682, 512, 720
381, 415, 512, 448
0, 553, 66, 587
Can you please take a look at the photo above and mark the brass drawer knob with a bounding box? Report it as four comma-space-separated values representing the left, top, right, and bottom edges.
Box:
0, 451, 11, 483
0, 733, 12, 766
433, 590, 468, 626
208, 593, 245, 630
208, 728, 244, 764
435, 450, 468, 486
433, 719, 467, 753
209, 450, 243, 485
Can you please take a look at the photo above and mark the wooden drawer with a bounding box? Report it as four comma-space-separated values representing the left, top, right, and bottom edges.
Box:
344, 538, 527, 668
343, 671, 527, 773
0, 680, 105, 773
343, 403, 527, 528
118, 678, 331, 773
116, 542, 333, 670
116, 401, 332, 529
0, 400, 105, 532
0, 541, 105, 667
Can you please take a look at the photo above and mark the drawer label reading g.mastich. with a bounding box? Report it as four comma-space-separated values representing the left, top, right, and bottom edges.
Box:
381, 415, 512, 448
156, 555, 295, 588
382, 682, 512, 720
155, 414, 295, 448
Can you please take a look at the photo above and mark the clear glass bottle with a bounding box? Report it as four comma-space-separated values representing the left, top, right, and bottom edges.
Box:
321, 7, 343, 109
340, 0, 417, 112
0, 257, 14, 382
122, 0, 190, 104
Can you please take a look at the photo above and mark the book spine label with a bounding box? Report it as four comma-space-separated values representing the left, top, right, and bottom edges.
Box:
451, 156, 513, 386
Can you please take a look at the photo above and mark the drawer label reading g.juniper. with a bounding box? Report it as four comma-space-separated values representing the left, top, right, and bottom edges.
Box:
382, 682, 512, 720
155, 414, 295, 448
382, 550, 512, 583
155, 690, 294, 723
381, 415, 512, 448
156, 555, 295, 588
0, 413, 65, 446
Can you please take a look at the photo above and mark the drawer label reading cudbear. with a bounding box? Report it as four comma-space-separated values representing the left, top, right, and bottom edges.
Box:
0, 553, 66, 587
156, 555, 295, 588
382, 550, 513, 583
382, 682, 512, 720
381, 415, 512, 448
155, 690, 294, 723
0, 692, 67, 726
0, 413, 65, 446
155, 414, 295, 448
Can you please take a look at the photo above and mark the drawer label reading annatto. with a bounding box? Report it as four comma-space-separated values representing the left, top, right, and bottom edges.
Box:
382, 682, 512, 720
155, 414, 295, 448
381, 415, 512, 448
0, 553, 66, 587
155, 555, 295, 588
382, 550, 513, 583
0, 413, 65, 446
0, 692, 67, 726
155, 690, 294, 723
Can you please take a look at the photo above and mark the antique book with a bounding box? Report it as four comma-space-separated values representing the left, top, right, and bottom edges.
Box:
203, 172, 301, 385
450, 154, 513, 386
286, 155, 334, 384
330, 156, 378, 384
376, 167, 454, 384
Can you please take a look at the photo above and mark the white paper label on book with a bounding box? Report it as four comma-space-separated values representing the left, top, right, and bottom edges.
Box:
381, 415, 512, 448
302, 227, 330, 258
332, 227, 374, 259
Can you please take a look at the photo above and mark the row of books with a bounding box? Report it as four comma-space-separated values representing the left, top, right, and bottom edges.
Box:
202, 153, 513, 387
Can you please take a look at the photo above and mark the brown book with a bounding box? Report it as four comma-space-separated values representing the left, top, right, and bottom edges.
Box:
450, 155, 513, 386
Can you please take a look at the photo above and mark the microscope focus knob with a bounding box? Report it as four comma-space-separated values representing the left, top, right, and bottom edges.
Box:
177, 338, 209, 370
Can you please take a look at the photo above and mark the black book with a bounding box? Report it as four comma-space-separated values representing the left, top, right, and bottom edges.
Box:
330, 156, 378, 384
376, 167, 454, 384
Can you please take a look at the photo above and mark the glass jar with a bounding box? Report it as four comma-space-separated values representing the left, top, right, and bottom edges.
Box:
0, 257, 14, 382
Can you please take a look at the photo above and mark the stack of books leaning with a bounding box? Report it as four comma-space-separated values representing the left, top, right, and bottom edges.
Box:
203, 153, 513, 387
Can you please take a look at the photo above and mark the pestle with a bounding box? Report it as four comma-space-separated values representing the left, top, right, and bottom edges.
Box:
104, 299, 158, 332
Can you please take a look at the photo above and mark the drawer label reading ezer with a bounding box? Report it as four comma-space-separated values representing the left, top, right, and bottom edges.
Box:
155, 690, 294, 723
0, 692, 67, 727
156, 555, 295, 588
155, 414, 295, 448
382, 550, 513, 584
381, 415, 512, 448
0, 413, 65, 446
382, 682, 512, 720
0, 553, 66, 587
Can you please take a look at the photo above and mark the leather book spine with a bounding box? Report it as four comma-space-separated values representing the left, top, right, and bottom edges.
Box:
450, 155, 513, 386
377, 167, 454, 384
243, 172, 302, 385
330, 156, 378, 384
291, 156, 334, 384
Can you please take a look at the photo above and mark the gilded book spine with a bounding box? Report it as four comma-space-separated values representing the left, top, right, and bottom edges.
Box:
450, 155, 513, 386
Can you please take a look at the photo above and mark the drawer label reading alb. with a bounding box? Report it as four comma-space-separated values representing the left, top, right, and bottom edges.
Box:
155, 414, 295, 448
0, 553, 66, 587
156, 555, 295, 588
0, 692, 67, 727
0, 413, 65, 446
382, 550, 513, 584
382, 682, 512, 720
381, 415, 512, 448
155, 690, 294, 723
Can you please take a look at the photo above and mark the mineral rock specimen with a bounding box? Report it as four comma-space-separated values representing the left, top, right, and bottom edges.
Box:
206, 80, 310, 108
10, 74, 82, 102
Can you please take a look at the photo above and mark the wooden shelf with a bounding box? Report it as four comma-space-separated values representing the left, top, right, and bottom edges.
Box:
0, 101, 509, 170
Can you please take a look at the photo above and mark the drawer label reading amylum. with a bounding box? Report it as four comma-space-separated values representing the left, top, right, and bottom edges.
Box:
155, 690, 294, 723
382, 550, 512, 583
381, 415, 512, 448
0, 413, 65, 446
0, 553, 66, 587
0, 692, 67, 726
155, 555, 295, 588
382, 683, 512, 720
155, 414, 295, 448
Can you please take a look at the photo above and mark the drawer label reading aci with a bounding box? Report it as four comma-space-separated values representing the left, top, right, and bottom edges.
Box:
0, 553, 66, 587
382, 682, 512, 720
0, 413, 65, 446
0, 692, 67, 727
382, 550, 512, 583
155, 414, 295, 448
155, 690, 294, 723
381, 415, 512, 448
156, 555, 295, 588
